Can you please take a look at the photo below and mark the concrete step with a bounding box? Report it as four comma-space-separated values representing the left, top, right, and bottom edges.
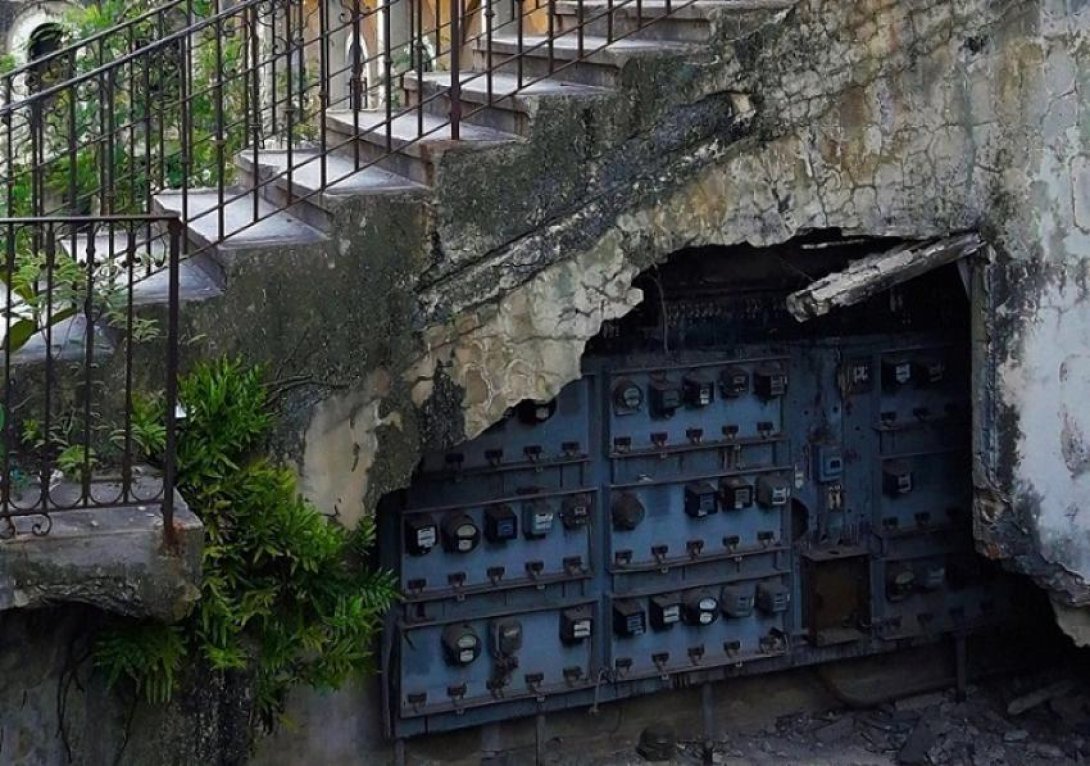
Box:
473, 34, 693, 87
553, 0, 794, 41
13, 314, 114, 367
401, 71, 612, 136
153, 189, 327, 262
236, 149, 424, 229
325, 109, 520, 186
60, 231, 223, 307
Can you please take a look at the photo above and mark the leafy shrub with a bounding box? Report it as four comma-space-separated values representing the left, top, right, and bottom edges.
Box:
95, 358, 397, 731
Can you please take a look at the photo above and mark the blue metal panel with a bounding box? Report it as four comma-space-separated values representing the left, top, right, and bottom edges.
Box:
380, 282, 1015, 739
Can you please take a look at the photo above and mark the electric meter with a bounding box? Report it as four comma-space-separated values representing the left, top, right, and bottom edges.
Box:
649, 378, 682, 418
649, 593, 681, 630
522, 498, 555, 539
517, 398, 556, 424
612, 379, 644, 414
404, 514, 438, 556
719, 477, 753, 510
561, 493, 592, 530
882, 357, 912, 388
441, 512, 480, 553
683, 372, 714, 407
442, 624, 482, 666
719, 366, 750, 398
484, 504, 518, 543
613, 600, 647, 637
684, 482, 719, 518
560, 606, 593, 644
611, 492, 646, 531
887, 567, 915, 601
756, 474, 790, 508
683, 589, 720, 626
754, 363, 787, 399
490, 619, 524, 657
882, 461, 913, 496
756, 581, 790, 615
720, 584, 756, 618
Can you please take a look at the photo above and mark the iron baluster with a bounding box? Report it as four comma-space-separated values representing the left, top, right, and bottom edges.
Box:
516, 0, 525, 88
286, 0, 295, 208
486, 0, 494, 105
80, 220, 96, 507
416, 0, 425, 137
215, 10, 226, 243
1, 222, 12, 522
384, 0, 393, 153
450, 0, 462, 140
548, 0, 556, 73
577, 0, 584, 57
352, 0, 363, 169
318, 0, 329, 190
40, 221, 57, 513
249, 3, 262, 220
122, 223, 137, 503
163, 216, 181, 547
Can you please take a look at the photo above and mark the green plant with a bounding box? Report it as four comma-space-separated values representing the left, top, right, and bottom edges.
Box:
94, 622, 187, 704
110, 391, 168, 459
94, 358, 397, 731
56, 443, 98, 480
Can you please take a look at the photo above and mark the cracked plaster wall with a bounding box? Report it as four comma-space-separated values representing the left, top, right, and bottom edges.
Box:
401, 0, 1090, 611
279, 0, 1090, 615
252, 0, 1090, 759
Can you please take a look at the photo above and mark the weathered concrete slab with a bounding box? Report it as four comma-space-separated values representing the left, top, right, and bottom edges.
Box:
0, 479, 202, 622
785, 233, 983, 322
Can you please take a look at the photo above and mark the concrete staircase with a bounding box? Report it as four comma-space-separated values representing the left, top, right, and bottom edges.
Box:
143, 0, 792, 293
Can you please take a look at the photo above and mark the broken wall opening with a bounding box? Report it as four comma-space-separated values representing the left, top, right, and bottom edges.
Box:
377, 231, 1046, 742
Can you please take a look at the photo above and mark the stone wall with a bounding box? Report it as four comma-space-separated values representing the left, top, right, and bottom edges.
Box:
0, 606, 252, 766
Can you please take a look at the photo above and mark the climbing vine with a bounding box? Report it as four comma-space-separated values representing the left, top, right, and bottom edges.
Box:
94, 358, 397, 732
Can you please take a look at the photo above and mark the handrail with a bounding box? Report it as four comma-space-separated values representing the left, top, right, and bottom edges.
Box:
1, 0, 706, 249
0, 0, 276, 115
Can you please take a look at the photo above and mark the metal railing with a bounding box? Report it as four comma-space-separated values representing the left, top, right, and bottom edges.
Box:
0, 215, 180, 542
0, 0, 701, 539
0, 0, 701, 248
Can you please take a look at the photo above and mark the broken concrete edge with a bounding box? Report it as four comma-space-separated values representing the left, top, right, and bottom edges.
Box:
785, 232, 984, 322
0, 491, 203, 623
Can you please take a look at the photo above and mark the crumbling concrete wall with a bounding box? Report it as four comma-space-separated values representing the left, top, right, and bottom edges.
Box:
0, 606, 253, 766
239, 0, 1090, 760
392, 0, 1090, 614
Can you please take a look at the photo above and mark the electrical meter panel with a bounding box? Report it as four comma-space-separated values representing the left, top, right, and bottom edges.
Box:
381, 269, 1018, 739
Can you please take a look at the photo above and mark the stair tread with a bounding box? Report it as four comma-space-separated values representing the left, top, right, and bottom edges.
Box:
155, 190, 327, 249
554, 0, 795, 14
327, 109, 521, 145
242, 150, 425, 197
404, 71, 612, 103
488, 33, 694, 55
60, 232, 223, 305
14, 315, 115, 366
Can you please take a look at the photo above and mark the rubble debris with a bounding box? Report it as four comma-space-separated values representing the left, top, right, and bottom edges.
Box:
898, 718, 937, 764
1007, 680, 1076, 716
637, 723, 677, 762
570, 668, 1090, 765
